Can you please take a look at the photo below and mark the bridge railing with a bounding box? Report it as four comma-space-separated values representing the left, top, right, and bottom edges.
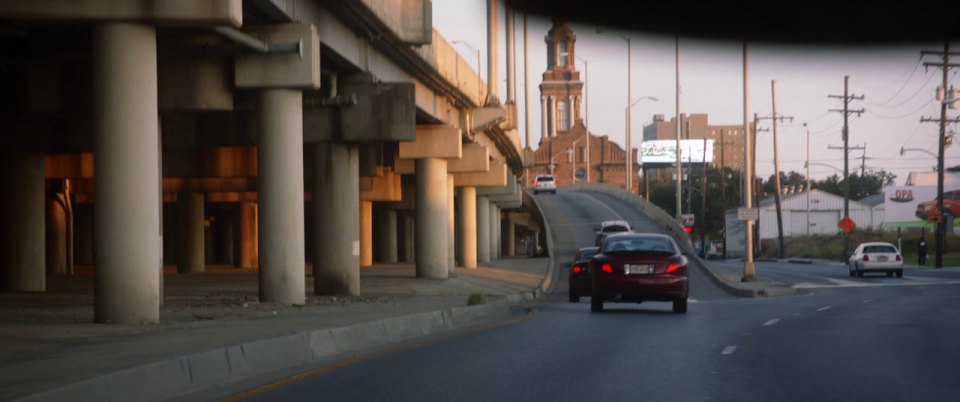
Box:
564, 183, 695, 255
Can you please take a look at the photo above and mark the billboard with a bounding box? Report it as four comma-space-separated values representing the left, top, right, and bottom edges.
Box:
640, 139, 714, 165
883, 185, 960, 227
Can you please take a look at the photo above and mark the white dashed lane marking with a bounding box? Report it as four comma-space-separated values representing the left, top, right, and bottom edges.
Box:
763, 319, 780, 326
817, 306, 832, 312
721, 346, 738, 355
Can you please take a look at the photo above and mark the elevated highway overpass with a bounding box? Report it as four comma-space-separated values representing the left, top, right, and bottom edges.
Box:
0, 0, 533, 324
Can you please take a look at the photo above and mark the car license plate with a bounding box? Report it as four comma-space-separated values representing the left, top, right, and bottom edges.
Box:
878, 256, 888, 262
625, 264, 653, 274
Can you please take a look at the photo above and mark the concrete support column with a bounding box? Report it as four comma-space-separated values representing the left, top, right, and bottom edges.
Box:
75, 205, 93, 265
402, 213, 415, 263
360, 200, 373, 267
313, 143, 359, 296
377, 208, 398, 263
177, 192, 204, 274
415, 158, 449, 279
257, 88, 305, 305
506, 220, 516, 257
458, 186, 477, 268
0, 151, 45, 292
92, 23, 161, 323
45, 198, 67, 276
237, 202, 258, 269
489, 204, 499, 260
477, 196, 490, 263
447, 174, 456, 270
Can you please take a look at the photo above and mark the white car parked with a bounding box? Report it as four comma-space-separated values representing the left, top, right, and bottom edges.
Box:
848, 242, 903, 278
533, 174, 557, 194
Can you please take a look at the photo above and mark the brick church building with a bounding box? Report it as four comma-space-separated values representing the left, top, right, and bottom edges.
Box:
528, 20, 637, 189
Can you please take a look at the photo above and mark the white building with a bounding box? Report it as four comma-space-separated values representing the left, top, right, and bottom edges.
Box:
724, 189, 876, 257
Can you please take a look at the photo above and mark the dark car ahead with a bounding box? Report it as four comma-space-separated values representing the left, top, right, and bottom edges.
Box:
594, 220, 632, 247
588, 233, 690, 314
567, 246, 599, 302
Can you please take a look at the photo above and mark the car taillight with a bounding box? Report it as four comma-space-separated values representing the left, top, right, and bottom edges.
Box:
572, 264, 583, 274
896, 255, 902, 261
601, 263, 613, 274
863, 255, 869, 262
666, 263, 682, 274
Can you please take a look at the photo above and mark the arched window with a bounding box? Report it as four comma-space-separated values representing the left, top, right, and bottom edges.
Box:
557, 100, 570, 131
558, 42, 568, 67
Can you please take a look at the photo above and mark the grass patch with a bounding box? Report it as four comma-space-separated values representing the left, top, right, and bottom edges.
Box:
756, 227, 960, 265
467, 293, 486, 306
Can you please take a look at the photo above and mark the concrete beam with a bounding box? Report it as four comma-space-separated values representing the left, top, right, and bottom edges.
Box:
472, 106, 506, 133
159, 35, 233, 111
0, 0, 242, 26
398, 125, 461, 160
360, 167, 402, 202
235, 24, 320, 89
395, 143, 489, 175
303, 81, 416, 143
453, 160, 507, 187
448, 144, 490, 173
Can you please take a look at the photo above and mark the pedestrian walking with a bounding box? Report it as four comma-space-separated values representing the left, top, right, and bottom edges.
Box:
918, 236, 928, 266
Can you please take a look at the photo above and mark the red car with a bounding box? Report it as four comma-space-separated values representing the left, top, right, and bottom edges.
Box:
588, 233, 690, 314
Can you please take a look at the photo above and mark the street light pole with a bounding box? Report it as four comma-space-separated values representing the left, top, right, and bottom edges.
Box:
597, 29, 633, 191
577, 56, 590, 182
676, 35, 682, 220
626, 36, 633, 191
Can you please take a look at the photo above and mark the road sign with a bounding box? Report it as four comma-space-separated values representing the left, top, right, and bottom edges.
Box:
838, 216, 856, 233
681, 213, 695, 226
737, 208, 759, 221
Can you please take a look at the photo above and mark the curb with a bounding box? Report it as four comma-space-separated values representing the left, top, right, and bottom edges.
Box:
523, 188, 558, 297
16, 300, 519, 402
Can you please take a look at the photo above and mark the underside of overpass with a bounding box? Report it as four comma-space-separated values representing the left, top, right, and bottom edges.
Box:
0, 0, 538, 324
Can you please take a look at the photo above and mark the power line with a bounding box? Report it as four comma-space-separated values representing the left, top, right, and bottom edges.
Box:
866, 72, 937, 109
867, 99, 936, 119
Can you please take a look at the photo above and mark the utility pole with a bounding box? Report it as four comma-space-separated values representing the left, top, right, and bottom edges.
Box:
758, 80, 793, 258
828, 75, 865, 262
861, 144, 867, 175
805, 123, 811, 236
701, 137, 708, 258
920, 40, 960, 269
742, 41, 755, 282
751, 113, 768, 257
720, 129, 727, 259
675, 35, 682, 219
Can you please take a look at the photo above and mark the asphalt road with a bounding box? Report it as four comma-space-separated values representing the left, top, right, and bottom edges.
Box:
217, 190, 960, 402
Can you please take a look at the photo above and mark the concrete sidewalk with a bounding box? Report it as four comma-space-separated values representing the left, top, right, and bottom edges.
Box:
0, 258, 549, 402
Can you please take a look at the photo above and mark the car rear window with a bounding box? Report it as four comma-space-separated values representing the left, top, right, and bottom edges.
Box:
602, 225, 629, 233
603, 238, 675, 253
864, 245, 897, 253
536, 176, 554, 182
578, 250, 598, 261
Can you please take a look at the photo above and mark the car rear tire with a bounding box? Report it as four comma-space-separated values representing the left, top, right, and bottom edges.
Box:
886, 271, 893, 277
569, 293, 580, 303
856, 268, 864, 277
673, 298, 688, 314
590, 295, 604, 312
848, 263, 855, 277
896, 270, 904, 278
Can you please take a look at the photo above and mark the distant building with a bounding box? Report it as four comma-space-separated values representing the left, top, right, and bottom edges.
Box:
724, 188, 878, 257
528, 19, 636, 189
642, 113, 752, 185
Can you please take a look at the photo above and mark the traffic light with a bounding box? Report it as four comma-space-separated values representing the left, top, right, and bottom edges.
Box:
683, 226, 693, 234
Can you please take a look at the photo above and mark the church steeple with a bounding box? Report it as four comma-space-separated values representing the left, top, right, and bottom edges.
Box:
538, 19, 584, 142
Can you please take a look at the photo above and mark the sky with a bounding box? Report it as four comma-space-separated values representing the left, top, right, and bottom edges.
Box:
432, 0, 959, 187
